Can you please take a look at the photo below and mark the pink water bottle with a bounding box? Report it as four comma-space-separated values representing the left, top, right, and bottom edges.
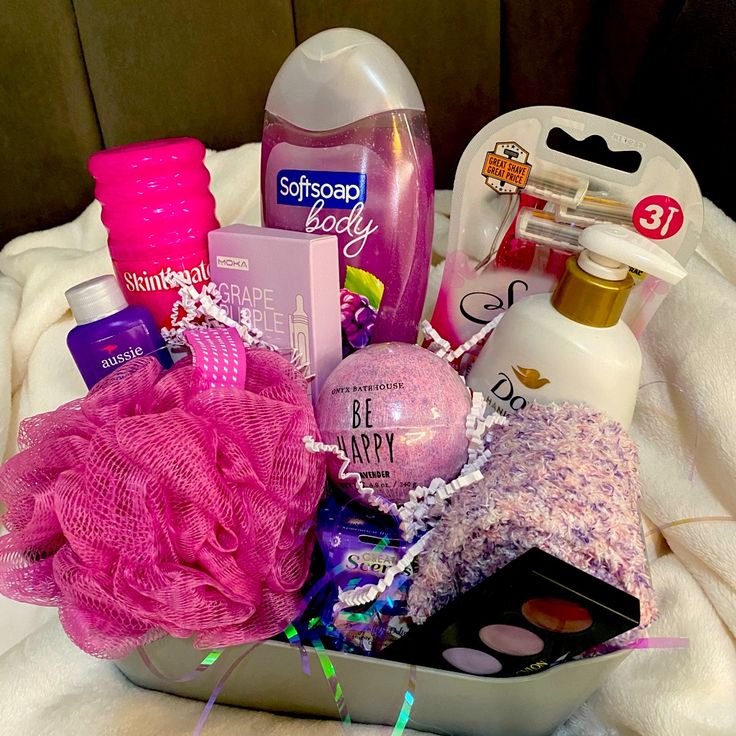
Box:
88, 138, 218, 329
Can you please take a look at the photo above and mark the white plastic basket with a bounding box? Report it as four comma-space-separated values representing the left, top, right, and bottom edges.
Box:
116, 636, 629, 736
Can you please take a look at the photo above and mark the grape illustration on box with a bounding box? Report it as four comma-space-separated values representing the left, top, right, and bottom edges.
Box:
340, 266, 385, 356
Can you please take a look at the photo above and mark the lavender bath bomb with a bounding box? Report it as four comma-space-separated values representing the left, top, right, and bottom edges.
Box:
316, 343, 471, 503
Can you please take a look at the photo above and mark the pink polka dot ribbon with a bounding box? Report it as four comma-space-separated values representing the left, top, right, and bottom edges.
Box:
184, 327, 247, 390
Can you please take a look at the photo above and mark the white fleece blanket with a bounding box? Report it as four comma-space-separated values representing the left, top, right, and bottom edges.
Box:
1, 143, 735, 736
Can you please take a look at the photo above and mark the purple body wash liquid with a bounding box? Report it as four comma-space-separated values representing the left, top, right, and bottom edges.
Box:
66, 275, 172, 389
261, 28, 434, 348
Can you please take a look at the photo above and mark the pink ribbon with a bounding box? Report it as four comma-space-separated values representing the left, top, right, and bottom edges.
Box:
184, 327, 247, 390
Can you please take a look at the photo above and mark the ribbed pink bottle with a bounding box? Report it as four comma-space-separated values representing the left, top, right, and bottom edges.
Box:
88, 138, 218, 329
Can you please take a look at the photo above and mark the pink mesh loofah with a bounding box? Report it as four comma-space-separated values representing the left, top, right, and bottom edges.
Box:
0, 346, 326, 658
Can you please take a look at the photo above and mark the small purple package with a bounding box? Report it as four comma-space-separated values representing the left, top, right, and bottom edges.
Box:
208, 224, 342, 400
317, 493, 415, 655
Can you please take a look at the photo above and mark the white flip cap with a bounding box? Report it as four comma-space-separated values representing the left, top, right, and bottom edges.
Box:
65, 274, 128, 325
577, 224, 688, 283
265, 28, 425, 131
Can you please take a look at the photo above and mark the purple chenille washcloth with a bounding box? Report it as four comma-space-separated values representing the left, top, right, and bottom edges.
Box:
408, 402, 657, 629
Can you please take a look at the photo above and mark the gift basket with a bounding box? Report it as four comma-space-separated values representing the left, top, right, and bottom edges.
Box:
0, 27, 702, 736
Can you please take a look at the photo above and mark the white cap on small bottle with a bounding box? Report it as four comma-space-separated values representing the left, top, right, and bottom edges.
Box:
265, 28, 425, 131
577, 224, 687, 284
65, 275, 128, 325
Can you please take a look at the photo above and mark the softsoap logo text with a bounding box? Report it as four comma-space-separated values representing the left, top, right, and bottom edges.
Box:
277, 169, 366, 209
216, 255, 249, 272
122, 260, 210, 293
276, 169, 378, 258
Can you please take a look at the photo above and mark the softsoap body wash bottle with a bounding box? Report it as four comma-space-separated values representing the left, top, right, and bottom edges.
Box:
261, 28, 434, 347
467, 224, 687, 427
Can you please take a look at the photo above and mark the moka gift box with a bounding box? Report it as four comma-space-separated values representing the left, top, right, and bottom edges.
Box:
208, 224, 342, 400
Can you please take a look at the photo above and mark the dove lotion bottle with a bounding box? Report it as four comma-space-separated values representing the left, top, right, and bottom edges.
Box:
66, 275, 172, 389
467, 225, 687, 428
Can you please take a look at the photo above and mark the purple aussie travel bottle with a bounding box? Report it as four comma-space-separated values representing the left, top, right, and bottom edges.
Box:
261, 28, 434, 350
66, 275, 172, 389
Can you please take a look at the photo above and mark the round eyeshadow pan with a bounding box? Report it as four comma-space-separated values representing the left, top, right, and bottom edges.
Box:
522, 597, 592, 633
479, 624, 544, 656
442, 647, 502, 675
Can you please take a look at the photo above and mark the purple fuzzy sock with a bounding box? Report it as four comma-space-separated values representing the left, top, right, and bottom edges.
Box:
408, 402, 657, 631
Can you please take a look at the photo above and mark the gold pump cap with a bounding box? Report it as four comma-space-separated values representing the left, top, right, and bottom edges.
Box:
551, 224, 687, 328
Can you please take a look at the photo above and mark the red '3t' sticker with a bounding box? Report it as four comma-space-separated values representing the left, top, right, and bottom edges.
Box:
633, 195, 684, 239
